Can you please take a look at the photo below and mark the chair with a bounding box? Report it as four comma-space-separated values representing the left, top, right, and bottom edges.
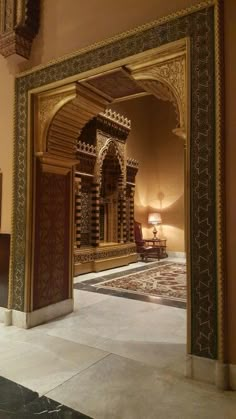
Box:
134, 221, 155, 261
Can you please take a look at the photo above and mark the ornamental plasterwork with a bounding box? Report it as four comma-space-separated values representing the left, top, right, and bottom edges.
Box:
37, 93, 70, 153
77, 140, 96, 156
96, 136, 125, 188
100, 109, 131, 130
74, 243, 136, 263
130, 55, 186, 134
0, 0, 40, 59
127, 158, 139, 170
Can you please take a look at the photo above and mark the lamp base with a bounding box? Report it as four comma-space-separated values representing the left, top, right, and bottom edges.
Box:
153, 226, 158, 240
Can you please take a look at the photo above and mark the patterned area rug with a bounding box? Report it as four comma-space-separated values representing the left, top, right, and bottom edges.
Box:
100, 262, 186, 303
74, 261, 186, 309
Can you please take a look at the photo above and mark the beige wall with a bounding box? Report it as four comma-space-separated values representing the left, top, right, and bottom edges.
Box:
0, 0, 235, 363
22, 0, 200, 70
0, 57, 14, 233
111, 96, 185, 252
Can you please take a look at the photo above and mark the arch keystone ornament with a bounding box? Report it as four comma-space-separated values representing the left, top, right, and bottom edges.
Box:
7, 0, 228, 389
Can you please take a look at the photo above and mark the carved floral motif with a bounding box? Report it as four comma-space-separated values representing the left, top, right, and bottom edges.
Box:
0, 0, 40, 59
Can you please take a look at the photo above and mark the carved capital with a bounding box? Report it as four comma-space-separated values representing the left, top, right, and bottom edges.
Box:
0, 0, 40, 59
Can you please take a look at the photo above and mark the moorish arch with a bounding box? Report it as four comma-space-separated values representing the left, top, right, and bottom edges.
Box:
10, 44, 188, 319
7, 1, 226, 389
127, 53, 187, 140
30, 83, 110, 312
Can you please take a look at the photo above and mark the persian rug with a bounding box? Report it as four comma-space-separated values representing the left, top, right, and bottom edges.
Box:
74, 261, 186, 309
99, 262, 186, 301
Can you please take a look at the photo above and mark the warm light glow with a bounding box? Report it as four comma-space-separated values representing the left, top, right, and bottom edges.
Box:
148, 212, 162, 225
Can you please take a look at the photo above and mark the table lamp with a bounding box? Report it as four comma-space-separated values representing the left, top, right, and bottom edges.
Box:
148, 212, 162, 240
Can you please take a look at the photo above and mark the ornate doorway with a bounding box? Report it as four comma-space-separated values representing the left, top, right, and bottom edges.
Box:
8, 1, 225, 388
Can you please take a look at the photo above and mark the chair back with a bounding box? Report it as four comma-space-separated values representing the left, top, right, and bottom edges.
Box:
134, 221, 145, 252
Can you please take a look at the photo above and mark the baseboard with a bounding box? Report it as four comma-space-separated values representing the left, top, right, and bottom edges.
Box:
0, 306, 5, 323
230, 364, 236, 390
186, 355, 216, 385
168, 251, 186, 258
186, 355, 236, 390
0, 307, 12, 325
0, 299, 74, 329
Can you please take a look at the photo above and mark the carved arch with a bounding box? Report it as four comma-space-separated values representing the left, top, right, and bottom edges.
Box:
35, 83, 110, 160
128, 55, 186, 139
97, 138, 125, 189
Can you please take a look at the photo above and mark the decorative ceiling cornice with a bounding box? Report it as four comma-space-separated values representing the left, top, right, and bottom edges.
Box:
0, 0, 40, 60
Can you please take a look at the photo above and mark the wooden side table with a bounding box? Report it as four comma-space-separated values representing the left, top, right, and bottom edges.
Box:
143, 238, 168, 260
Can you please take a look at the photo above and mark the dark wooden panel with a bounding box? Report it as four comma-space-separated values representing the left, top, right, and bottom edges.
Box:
33, 162, 70, 310
0, 233, 10, 308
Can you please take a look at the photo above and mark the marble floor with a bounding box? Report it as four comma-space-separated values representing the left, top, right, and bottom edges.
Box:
0, 260, 236, 418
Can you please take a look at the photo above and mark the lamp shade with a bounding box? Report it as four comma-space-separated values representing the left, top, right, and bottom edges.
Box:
148, 212, 162, 225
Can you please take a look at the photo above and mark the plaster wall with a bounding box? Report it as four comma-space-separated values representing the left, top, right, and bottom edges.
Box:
0, 0, 235, 363
0, 57, 14, 233
111, 96, 185, 252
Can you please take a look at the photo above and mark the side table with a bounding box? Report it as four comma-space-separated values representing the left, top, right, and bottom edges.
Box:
143, 238, 168, 260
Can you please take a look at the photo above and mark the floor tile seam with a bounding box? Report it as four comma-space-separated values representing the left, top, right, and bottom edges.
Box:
45, 330, 112, 356
75, 296, 164, 315
44, 352, 113, 398
0, 333, 110, 369
74, 296, 112, 313
89, 339, 188, 372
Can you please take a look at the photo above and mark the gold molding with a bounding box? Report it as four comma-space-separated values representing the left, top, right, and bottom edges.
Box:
16, 0, 215, 78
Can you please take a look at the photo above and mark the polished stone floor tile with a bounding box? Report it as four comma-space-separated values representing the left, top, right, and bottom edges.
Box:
16, 395, 92, 418
0, 332, 109, 395
73, 289, 110, 309
34, 290, 186, 377
0, 376, 91, 418
0, 261, 235, 419
47, 354, 236, 419
0, 376, 38, 413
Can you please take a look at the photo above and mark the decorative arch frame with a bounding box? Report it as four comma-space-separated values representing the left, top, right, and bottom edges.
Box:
97, 138, 125, 189
129, 53, 186, 133
136, 75, 183, 128
9, 0, 226, 386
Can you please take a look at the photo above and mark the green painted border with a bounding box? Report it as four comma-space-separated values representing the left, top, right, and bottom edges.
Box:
12, 5, 217, 358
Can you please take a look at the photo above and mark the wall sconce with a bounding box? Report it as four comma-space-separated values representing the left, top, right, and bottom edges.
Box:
148, 212, 162, 240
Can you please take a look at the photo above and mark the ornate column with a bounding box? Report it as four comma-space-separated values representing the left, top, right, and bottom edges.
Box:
129, 186, 135, 243
21, 82, 108, 324
90, 182, 100, 247
118, 189, 127, 244
74, 173, 82, 249
126, 159, 139, 244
